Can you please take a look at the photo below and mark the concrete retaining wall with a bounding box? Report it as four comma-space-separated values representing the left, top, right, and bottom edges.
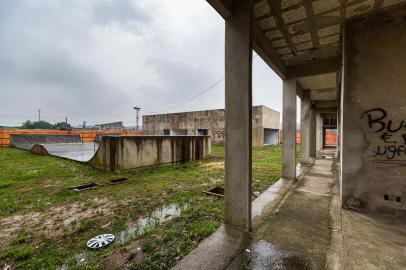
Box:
89, 136, 211, 172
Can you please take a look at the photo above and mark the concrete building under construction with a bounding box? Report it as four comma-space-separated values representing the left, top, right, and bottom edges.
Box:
143, 105, 280, 146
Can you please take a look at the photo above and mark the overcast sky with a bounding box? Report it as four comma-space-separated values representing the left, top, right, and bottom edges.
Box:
0, 0, 298, 127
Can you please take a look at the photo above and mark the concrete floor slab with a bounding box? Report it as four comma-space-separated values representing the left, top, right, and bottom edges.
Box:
342, 210, 406, 270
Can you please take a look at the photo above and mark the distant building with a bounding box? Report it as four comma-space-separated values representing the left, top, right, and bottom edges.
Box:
143, 105, 280, 146
98, 121, 123, 131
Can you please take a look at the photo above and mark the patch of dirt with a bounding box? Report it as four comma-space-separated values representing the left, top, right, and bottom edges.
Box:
256, 167, 277, 173
102, 241, 145, 270
199, 161, 224, 169
0, 198, 114, 246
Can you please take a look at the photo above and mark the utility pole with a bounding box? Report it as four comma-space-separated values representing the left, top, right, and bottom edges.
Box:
38, 109, 41, 121
65, 117, 68, 124
133, 106, 141, 130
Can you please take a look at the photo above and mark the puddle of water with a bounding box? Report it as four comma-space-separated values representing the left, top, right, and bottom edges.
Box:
59, 251, 89, 270
117, 203, 189, 244
246, 240, 314, 270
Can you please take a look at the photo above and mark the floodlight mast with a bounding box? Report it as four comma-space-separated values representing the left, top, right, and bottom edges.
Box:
133, 106, 141, 130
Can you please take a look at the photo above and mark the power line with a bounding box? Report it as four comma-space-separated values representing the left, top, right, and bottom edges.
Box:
0, 113, 66, 119
145, 54, 259, 115
145, 78, 225, 114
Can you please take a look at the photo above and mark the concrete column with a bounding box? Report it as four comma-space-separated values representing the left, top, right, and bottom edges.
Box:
224, 0, 253, 232
282, 79, 297, 179
309, 108, 317, 158
300, 90, 311, 164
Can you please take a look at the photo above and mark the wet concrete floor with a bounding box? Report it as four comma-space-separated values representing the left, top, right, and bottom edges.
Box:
228, 158, 335, 270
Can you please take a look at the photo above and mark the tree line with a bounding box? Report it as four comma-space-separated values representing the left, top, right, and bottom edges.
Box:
21, 120, 73, 130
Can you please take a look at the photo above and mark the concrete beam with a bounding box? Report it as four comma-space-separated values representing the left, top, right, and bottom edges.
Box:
300, 90, 311, 164
253, 22, 287, 79
282, 79, 297, 180
206, 0, 287, 79
206, 0, 232, 19
224, 0, 253, 232
287, 57, 341, 78
314, 107, 338, 113
296, 81, 304, 99
314, 100, 338, 109
311, 87, 338, 101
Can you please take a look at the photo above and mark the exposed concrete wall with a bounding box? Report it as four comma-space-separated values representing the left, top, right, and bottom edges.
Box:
261, 106, 281, 130
90, 136, 211, 172
143, 105, 280, 146
342, 9, 406, 216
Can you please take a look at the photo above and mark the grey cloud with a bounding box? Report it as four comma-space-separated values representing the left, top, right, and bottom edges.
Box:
91, 0, 151, 25
0, 0, 282, 127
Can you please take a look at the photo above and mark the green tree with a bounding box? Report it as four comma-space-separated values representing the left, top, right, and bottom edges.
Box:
21, 120, 54, 129
53, 122, 73, 130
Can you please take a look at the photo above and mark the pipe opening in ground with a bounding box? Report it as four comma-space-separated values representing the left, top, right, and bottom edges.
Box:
106, 177, 130, 185
203, 187, 224, 198
71, 183, 100, 192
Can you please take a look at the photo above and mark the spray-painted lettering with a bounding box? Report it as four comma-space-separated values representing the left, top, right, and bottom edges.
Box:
362, 108, 406, 161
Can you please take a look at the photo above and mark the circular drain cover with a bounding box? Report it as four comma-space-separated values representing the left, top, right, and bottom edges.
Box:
87, 234, 115, 249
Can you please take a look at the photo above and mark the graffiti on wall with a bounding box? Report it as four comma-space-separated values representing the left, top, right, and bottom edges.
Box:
212, 129, 225, 143
362, 108, 406, 161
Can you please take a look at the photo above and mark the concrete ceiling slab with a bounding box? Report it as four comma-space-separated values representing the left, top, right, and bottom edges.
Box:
311, 88, 337, 101
298, 72, 336, 90
252, 0, 406, 67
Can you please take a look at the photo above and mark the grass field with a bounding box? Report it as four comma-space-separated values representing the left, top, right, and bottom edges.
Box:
0, 144, 294, 269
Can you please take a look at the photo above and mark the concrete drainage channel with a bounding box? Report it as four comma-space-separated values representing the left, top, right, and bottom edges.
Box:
70, 177, 131, 192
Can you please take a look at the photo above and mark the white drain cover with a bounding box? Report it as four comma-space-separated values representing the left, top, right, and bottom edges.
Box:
87, 234, 115, 249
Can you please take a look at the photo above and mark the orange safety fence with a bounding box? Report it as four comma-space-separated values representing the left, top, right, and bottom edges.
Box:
279, 130, 337, 145
279, 132, 302, 144
324, 130, 337, 146
0, 129, 144, 147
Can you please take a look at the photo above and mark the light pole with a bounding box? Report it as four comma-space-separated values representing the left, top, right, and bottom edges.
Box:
133, 106, 141, 130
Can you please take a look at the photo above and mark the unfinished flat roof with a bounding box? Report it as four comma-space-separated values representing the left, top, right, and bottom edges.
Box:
208, 0, 406, 78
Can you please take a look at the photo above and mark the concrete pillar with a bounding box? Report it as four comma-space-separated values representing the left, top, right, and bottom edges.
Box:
309, 108, 317, 158
282, 79, 297, 179
224, 0, 253, 232
300, 90, 311, 163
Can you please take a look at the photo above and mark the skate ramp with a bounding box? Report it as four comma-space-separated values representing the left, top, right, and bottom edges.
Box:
11, 134, 81, 150
31, 143, 99, 163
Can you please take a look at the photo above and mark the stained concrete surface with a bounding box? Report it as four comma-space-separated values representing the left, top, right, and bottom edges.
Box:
341, 210, 406, 270
173, 177, 297, 270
